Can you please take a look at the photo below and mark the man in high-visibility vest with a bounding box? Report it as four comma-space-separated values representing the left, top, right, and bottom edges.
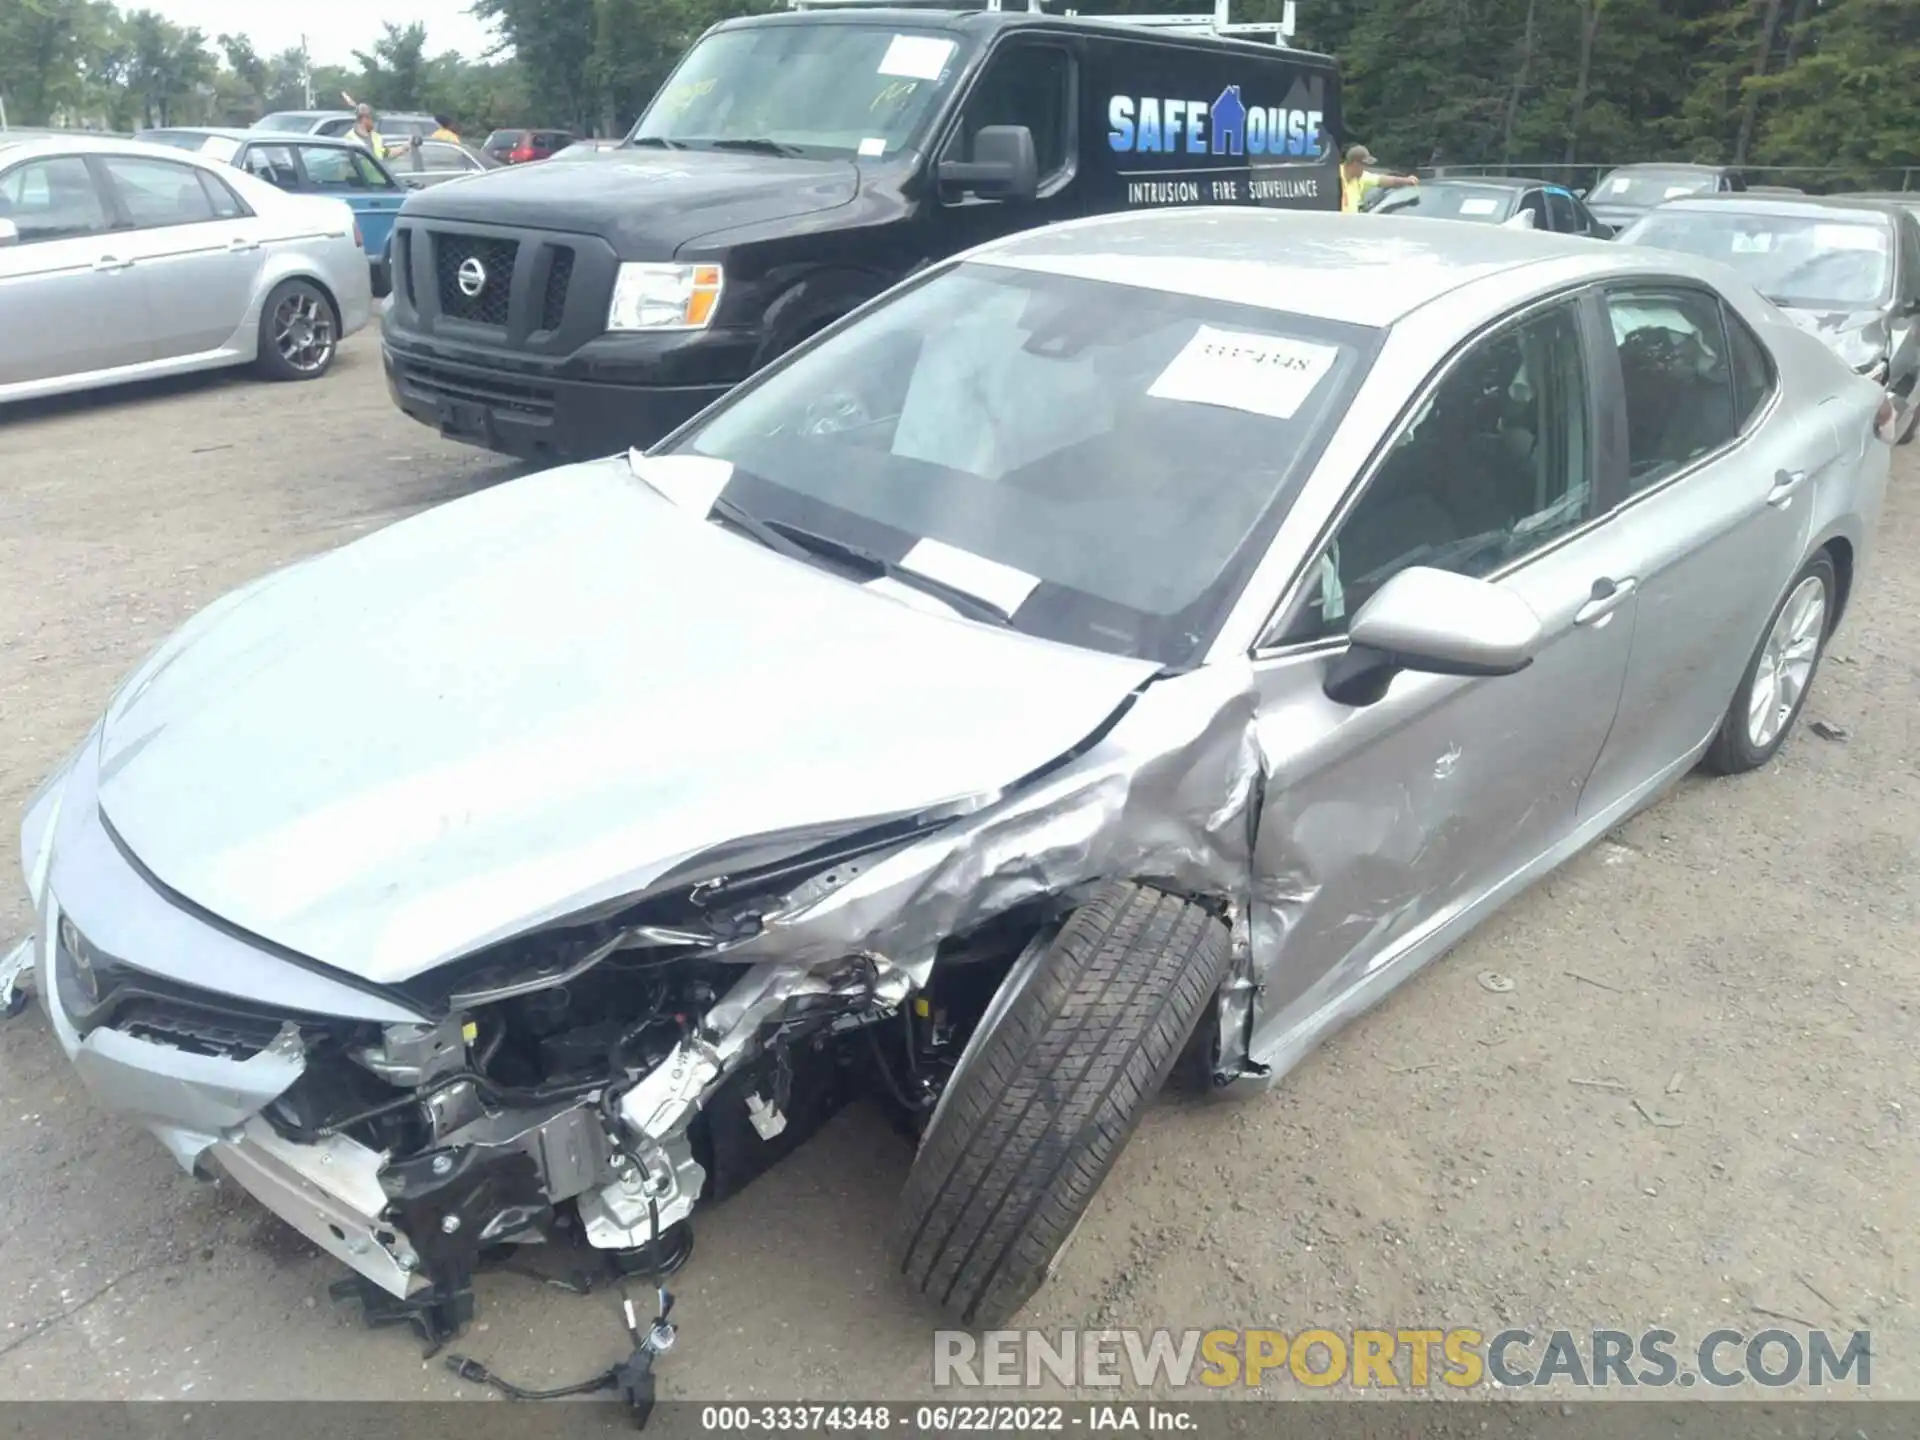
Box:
1341, 144, 1418, 213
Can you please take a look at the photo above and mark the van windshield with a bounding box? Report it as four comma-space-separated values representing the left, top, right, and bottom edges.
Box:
630, 23, 969, 159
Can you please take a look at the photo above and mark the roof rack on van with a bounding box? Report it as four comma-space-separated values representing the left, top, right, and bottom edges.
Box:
782, 0, 1298, 46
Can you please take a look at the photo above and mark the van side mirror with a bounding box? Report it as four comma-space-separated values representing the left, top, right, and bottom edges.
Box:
938, 124, 1038, 202
0, 217, 17, 248
1324, 567, 1543, 706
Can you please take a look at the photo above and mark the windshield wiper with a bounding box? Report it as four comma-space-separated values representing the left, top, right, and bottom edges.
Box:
706, 494, 817, 563
626, 136, 685, 150
702, 136, 805, 158
762, 519, 1015, 627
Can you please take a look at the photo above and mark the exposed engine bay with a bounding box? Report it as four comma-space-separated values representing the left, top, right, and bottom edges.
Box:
207, 877, 1075, 1350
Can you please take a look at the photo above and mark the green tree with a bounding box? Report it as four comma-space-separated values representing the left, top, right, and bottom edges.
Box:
353, 21, 430, 110
1748, 0, 1920, 180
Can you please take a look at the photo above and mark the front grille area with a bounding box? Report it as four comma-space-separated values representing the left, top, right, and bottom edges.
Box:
117, 996, 285, 1061
541, 247, 575, 332
395, 230, 415, 308
434, 234, 518, 326
397, 358, 555, 417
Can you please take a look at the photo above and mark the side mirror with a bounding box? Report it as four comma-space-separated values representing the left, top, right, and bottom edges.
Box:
1572, 186, 1588, 200
1325, 566, 1543, 706
0, 217, 17, 247
938, 124, 1038, 202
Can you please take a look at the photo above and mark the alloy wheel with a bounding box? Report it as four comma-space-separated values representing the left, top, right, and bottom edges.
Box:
1746, 574, 1827, 751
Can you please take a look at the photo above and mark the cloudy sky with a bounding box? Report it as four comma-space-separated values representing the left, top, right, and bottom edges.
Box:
145, 1, 502, 67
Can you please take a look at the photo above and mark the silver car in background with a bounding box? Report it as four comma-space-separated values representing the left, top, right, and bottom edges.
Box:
7, 211, 1891, 1348
1617, 193, 1920, 443
0, 136, 372, 404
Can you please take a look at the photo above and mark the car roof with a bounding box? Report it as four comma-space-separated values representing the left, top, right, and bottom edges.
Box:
714, 5, 1336, 65
968, 208, 1658, 329
1421, 175, 1547, 190
155, 127, 369, 150
1598, 162, 1729, 175
1646, 193, 1901, 224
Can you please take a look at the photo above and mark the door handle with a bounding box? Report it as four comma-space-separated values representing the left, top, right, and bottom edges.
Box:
1574, 576, 1637, 626
1766, 468, 1808, 508
227, 236, 260, 252
93, 254, 133, 272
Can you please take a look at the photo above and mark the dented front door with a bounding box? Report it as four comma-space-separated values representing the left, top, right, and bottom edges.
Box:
1242, 540, 1636, 1069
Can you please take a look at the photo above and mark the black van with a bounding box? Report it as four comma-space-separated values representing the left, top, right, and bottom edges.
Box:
380, 0, 1341, 461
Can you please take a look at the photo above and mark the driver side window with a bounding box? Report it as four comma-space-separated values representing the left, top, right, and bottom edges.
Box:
949, 43, 1072, 179
1283, 301, 1593, 644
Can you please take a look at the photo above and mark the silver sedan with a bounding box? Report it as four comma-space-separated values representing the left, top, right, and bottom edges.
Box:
7, 210, 1891, 1350
0, 135, 372, 404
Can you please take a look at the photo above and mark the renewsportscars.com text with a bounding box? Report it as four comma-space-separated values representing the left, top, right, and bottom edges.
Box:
933, 1327, 1872, 1390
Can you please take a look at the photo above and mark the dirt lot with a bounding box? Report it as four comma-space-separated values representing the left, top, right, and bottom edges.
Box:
0, 331, 1915, 1404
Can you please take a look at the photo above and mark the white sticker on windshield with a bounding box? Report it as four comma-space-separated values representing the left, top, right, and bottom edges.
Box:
878, 34, 955, 81
1730, 232, 1775, 253
1147, 326, 1339, 421
1457, 197, 1500, 216
899, 537, 1041, 618
1663, 185, 1698, 199
858, 136, 887, 157
1814, 223, 1884, 252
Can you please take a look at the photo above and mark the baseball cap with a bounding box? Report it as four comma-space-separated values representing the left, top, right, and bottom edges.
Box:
1345, 144, 1376, 165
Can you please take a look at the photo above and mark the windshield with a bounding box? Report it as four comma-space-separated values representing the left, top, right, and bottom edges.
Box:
631, 23, 968, 159
667, 263, 1378, 665
254, 113, 326, 133
1592, 169, 1717, 207
1376, 184, 1518, 223
1624, 209, 1893, 310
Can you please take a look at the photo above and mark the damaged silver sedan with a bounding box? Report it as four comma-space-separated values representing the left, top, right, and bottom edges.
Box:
7, 210, 1893, 1348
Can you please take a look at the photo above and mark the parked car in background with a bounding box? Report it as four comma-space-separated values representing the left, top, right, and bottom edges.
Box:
1616, 193, 1919, 443
252, 110, 357, 137
392, 139, 502, 189
1584, 162, 1746, 233
1842, 191, 1920, 222
0, 135, 371, 402
1372, 175, 1614, 237
482, 128, 577, 164
136, 128, 407, 298
8, 209, 1890, 1350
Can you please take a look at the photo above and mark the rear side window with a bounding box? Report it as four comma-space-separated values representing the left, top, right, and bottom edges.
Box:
419, 142, 470, 169
197, 170, 248, 219
0, 155, 110, 242
1605, 288, 1739, 490
241, 144, 299, 188
1545, 189, 1576, 231
99, 155, 218, 228
1725, 306, 1777, 430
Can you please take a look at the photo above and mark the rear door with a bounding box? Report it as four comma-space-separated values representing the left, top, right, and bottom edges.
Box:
295, 143, 402, 257
0, 151, 152, 387
93, 153, 267, 361
1577, 286, 1823, 817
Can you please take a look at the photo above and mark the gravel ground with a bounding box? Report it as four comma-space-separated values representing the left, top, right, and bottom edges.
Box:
0, 332, 1914, 1404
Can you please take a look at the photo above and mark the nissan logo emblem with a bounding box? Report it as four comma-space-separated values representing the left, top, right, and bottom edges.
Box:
456, 256, 487, 297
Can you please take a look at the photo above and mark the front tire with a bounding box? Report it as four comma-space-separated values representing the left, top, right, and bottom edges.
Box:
1701, 553, 1834, 775
891, 881, 1231, 1327
255, 279, 339, 382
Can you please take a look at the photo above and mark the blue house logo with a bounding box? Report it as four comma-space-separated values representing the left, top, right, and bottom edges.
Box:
1210, 85, 1246, 156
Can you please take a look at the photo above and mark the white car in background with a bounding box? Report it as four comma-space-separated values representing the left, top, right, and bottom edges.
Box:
0, 135, 372, 405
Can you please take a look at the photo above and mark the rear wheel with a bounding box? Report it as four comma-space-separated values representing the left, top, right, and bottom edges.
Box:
891, 881, 1231, 1327
255, 279, 338, 382
1701, 553, 1834, 775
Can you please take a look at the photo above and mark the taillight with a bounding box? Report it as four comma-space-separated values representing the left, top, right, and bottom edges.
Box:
511, 144, 534, 163
353, 218, 364, 248
1874, 394, 1899, 445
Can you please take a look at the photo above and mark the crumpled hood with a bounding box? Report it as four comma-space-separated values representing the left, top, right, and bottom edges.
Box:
1778, 304, 1889, 369
396, 147, 858, 256
93, 459, 1156, 985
